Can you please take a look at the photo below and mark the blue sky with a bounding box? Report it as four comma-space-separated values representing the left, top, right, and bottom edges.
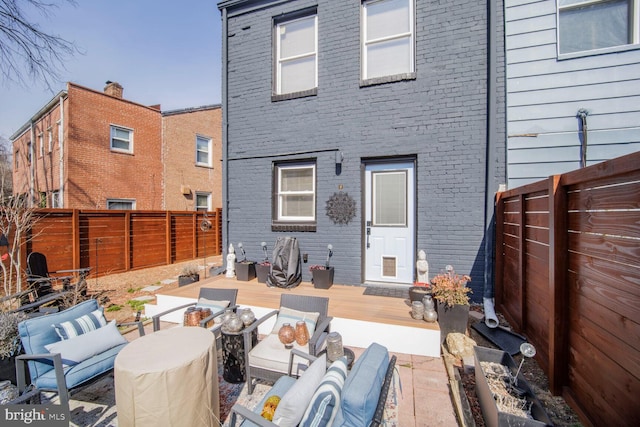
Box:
0, 0, 222, 140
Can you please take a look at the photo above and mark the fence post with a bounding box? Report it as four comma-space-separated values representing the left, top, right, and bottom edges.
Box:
548, 175, 568, 395
72, 209, 80, 270
165, 212, 172, 265
494, 192, 505, 307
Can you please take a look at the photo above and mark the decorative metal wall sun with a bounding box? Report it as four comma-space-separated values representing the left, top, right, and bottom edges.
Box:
325, 191, 357, 225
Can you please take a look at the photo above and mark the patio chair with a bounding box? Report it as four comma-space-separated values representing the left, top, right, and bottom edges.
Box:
242, 294, 332, 394
13, 298, 144, 408
151, 288, 238, 337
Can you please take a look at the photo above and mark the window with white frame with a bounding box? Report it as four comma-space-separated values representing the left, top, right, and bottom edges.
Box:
110, 125, 133, 153
51, 191, 61, 208
57, 120, 62, 149
38, 133, 44, 157
558, 0, 639, 54
47, 129, 53, 153
196, 135, 212, 166
362, 0, 414, 80
274, 162, 316, 222
275, 13, 317, 95
107, 199, 135, 210
195, 192, 211, 211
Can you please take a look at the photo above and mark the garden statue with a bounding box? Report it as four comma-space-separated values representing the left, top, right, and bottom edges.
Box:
416, 249, 429, 283
226, 243, 236, 278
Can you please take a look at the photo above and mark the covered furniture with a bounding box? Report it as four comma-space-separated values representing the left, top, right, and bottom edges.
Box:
243, 294, 332, 394
114, 326, 219, 427
229, 343, 397, 427
151, 287, 238, 336
266, 237, 302, 288
15, 299, 144, 407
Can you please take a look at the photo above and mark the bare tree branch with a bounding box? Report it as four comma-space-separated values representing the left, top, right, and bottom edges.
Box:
0, 0, 78, 91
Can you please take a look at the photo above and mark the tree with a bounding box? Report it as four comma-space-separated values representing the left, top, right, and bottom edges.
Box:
0, 0, 78, 90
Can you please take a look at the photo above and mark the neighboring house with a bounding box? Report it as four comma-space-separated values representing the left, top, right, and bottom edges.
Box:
505, 0, 640, 188
11, 82, 222, 211
218, 0, 506, 294
163, 105, 223, 211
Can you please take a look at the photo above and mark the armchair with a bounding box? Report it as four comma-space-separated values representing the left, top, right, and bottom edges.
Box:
26, 252, 91, 297
242, 294, 332, 394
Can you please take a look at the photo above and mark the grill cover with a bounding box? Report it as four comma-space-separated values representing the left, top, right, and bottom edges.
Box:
266, 236, 302, 288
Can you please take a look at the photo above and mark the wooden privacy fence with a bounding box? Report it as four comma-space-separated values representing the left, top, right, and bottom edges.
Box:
494, 151, 640, 427
17, 208, 222, 278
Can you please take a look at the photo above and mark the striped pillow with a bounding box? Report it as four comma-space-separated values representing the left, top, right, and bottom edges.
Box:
299, 356, 348, 427
53, 308, 107, 340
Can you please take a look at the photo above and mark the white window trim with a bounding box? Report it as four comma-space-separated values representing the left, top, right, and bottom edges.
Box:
277, 163, 316, 222
361, 0, 415, 80
557, 0, 640, 57
107, 199, 136, 210
196, 135, 212, 167
57, 120, 63, 149
275, 14, 318, 95
195, 192, 212, 211
47, 128, 53, 153
51, 191, 61, 208
38, 133, 44, 157
110, 125, 134, 153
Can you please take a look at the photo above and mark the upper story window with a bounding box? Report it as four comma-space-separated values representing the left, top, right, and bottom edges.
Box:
57, 120, 63, 149
51, 191, 61, 208
15, 150, 19, 169
110, 125, 133, 153
107, 199, 135, 210
38, 133, 44, 157
273, 162, 316, 227
196, 135, 212, 167
195, 192, 211, 211
47, 129, 53, 153
362, 0, 415, 81
558, 0, 639, 54
275, 12, 317, 96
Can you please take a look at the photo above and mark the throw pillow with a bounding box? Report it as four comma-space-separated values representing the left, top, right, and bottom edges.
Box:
261, 395, 281, 421
45, 320, 127, 366
299, 356, 348, 427
196, 298, 230, 312
272, 307, 320, 336
53, 308, 107, 340
272, 354, 327, 427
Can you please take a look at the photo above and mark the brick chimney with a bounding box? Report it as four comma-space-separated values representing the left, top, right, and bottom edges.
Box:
104, 81, 123, 98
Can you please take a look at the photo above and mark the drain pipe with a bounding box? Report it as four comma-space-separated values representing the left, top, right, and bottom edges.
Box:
577, 109, 588, 168
221, 7, 230, 256
483, 0, 500, 328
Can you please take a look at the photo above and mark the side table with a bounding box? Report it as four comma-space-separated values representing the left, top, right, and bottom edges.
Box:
221, 327, 258, 383
320, 347, 355, 369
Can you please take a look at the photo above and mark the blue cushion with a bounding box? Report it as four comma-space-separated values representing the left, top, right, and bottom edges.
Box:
300, 357, 348, 427
333, 343, 389, 427
44, 321, 127, 366
52, 308, 107, 340
18, 299, 101, 379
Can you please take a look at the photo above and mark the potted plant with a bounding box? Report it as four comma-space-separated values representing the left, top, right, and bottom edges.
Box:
431, 265, 472, 343
0, 311, 27, 385
178, 264, 200, 286
234, 242, 256, 281
255, 242, 271, 283
310, 244, 334, 289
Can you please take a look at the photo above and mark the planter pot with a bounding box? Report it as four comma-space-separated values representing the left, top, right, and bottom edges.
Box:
409, 286, 431, 302
474, 346, 553, 427
0, 354, 29, 386
255, 264, 270, 283
235, 261, 256, 281
436, 302, 469, 344
311, 267, 334, 289
178, 274, 200, 287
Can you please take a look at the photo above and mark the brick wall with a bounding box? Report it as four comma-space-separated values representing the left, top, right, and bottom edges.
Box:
162, 105, 223, 211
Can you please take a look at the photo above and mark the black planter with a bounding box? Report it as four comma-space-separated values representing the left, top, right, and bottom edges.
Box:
474, 346, 553, 427
235, 261, 256, 281
436, 302, 469, 344
0, 354, 29, 386
178, 274, 200, 287
255, 263, 270, 283
311, 267, 334, 289
409, 286, 431, 302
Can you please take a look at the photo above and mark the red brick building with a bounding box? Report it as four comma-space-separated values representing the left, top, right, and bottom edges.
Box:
11, 82, 221, 211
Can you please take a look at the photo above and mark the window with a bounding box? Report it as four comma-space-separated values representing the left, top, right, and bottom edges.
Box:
38, 133, 44, 157
362, 0, 414, 80
275, 13, 317, 96
110, 125, 133, 153
558, 0, 639, 54
107, 199, 135, 210
274, 162, 316, 224
196, 135, 212, 167
195, 192, 211, 211
15, 150, 19, 169
51, 191, 61, 208
47, 129, 53, 153
57, 120, 62, 149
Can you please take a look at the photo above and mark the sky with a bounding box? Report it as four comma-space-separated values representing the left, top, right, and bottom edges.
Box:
0, 0, 222, 140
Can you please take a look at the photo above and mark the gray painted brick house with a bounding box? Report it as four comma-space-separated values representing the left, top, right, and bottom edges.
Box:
217, 0, 506, 299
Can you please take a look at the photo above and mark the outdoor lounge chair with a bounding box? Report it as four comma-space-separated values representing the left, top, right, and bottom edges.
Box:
26, 252, 91, 297
151, 287, 238, 337
242, 294, 332, 394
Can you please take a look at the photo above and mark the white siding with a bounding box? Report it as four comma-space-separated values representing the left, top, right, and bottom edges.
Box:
505, 0, 640, 188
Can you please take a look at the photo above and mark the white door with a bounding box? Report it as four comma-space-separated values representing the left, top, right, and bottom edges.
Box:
364, 161, 415, 284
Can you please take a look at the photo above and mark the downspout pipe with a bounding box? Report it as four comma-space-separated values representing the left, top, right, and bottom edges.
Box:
59, 96, 65, 206
483, 0, 500, 328
221, 7, 230, 258
577, 109, 588, 168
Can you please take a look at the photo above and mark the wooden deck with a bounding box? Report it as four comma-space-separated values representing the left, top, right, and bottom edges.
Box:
145, 274, 442, 357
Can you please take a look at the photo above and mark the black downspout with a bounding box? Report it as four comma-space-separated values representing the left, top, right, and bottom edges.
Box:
577, 109, 588, 168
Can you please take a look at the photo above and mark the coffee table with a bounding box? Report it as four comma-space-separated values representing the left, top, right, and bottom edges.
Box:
115, 327, 219, 427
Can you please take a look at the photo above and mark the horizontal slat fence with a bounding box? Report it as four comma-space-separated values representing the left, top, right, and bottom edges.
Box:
16, 209, 222, 278
495, 151, 640, 427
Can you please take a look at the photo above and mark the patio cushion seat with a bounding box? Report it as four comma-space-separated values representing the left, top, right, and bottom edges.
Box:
241, 375, 298, 427
248, 334, 310, 374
